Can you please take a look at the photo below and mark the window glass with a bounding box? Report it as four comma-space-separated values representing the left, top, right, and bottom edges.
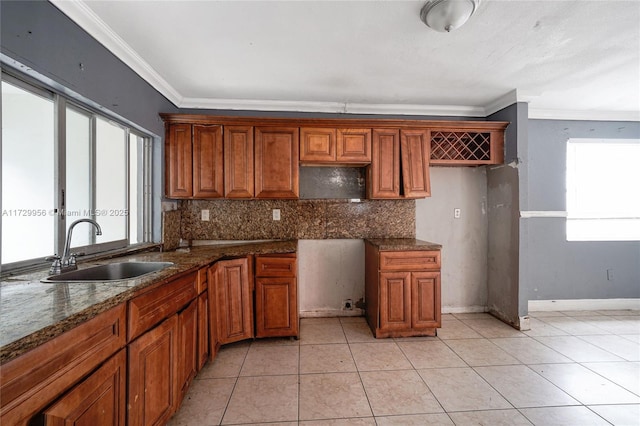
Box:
1, 75, 151, 270
566, 138, 640, 241
1, 81, 55, 264
66, 107, 92, 248
95, 117, 127, 244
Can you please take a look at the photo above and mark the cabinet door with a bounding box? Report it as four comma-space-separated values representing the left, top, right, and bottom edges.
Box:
224, 126, 254, 198
378, 271, 411, 332
197, 291, 209, 370
255, 127, 299, 198
178, 300, 198, 399
128, 315, 179, 426
165, 123, 193, 198
411, 272, 441, 329
193, 125, 223, 198
255, 277, 298, 338
337, 128, 371, 163
43, 349, 126, 426
400, 129, 431, 198
300, 128, 336, 163
213, 258, 254, 344
368, 129, 400, 199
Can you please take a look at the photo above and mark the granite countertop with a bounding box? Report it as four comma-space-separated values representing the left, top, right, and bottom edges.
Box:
0, 240, 296, 364
365, 238, 442, 251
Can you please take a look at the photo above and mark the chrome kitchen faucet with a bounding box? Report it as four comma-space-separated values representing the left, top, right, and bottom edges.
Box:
47, 219, 103, 275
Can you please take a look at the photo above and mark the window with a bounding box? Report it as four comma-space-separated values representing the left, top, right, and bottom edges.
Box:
566, 138, 640, 241
1, 75, 152, 269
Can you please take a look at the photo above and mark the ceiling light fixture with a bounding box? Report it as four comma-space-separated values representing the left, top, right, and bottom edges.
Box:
420, 0, 481, 33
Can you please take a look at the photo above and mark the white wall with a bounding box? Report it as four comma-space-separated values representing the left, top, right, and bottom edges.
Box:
416, 167, 489, 312
298, 239, 365, 317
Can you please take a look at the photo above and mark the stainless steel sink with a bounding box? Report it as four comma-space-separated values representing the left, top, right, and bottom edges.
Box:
41, 261, 174, 282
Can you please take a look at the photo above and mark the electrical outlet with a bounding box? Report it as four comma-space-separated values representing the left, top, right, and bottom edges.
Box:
272, 209, 281, 221
201, 209, 210, 221
343, 299, 353, 310
454, 208, 461, 219
607, 268, 614, 281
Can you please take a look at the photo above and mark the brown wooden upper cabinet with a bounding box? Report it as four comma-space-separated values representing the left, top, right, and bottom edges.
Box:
368, 129, 400, 199
224, 126, 254, 198
165, 123, 193, 198
300, 127, 371, 164
161, 114, 508, 200
165, 123, 223, 198
368, 129, 431, 199
400, 129, 431, 198
255, 127, 299, 199
193, 125, 224, 198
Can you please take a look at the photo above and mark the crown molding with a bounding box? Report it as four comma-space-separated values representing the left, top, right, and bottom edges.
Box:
528, 107, 640, 122
49, 0, 183, 106
181, 97, 487, 117
47, 1, 640, 122
181, 97, 346, 113
345, 102, 485, 117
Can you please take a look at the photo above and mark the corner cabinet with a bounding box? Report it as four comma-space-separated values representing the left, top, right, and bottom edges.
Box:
365, 240, 442, 338
210, 257, 254, 345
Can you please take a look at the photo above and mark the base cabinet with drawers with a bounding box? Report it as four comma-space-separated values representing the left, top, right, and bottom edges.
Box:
365, 240, 442, 338
255, 254, 298, 338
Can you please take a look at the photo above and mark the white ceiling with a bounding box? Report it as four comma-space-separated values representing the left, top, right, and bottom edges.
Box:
51, 0, 640, 120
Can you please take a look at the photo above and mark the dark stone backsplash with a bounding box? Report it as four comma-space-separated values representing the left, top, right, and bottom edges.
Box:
163, 199, 415, 245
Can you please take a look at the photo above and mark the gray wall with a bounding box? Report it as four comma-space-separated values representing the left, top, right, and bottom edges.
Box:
523, 119, 640, 303
0, 0, 177, 137
416, 167, 489, 312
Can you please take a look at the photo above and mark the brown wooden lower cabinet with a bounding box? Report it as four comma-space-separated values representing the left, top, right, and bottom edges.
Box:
0, 305, 126, 425
178, 299, 198, 400
43, 349, 126, 426
128, 315, 179, 426
365, 242, 442, 338
210, 257, 254, 345
255, 254, 298, 338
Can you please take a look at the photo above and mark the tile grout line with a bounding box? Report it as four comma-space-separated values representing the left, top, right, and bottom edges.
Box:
341, 318, 377, 422
217, 342, 251, 426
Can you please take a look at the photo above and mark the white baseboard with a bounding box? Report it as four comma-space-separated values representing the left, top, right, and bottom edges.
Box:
442, 305, 487, 314
529, 298, 640, 312
300, 309, 365, 318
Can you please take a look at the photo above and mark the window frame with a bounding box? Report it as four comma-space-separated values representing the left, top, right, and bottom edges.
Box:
1, 72, 153, 272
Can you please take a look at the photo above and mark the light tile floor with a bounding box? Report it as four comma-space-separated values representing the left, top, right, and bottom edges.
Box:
168, 311, 640, 425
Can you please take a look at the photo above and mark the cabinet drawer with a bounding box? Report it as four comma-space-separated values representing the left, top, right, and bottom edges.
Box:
128, 272, 197, 341
0, 304, 126, 425
379, 251, 440, 271
255, 255, 297, 277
